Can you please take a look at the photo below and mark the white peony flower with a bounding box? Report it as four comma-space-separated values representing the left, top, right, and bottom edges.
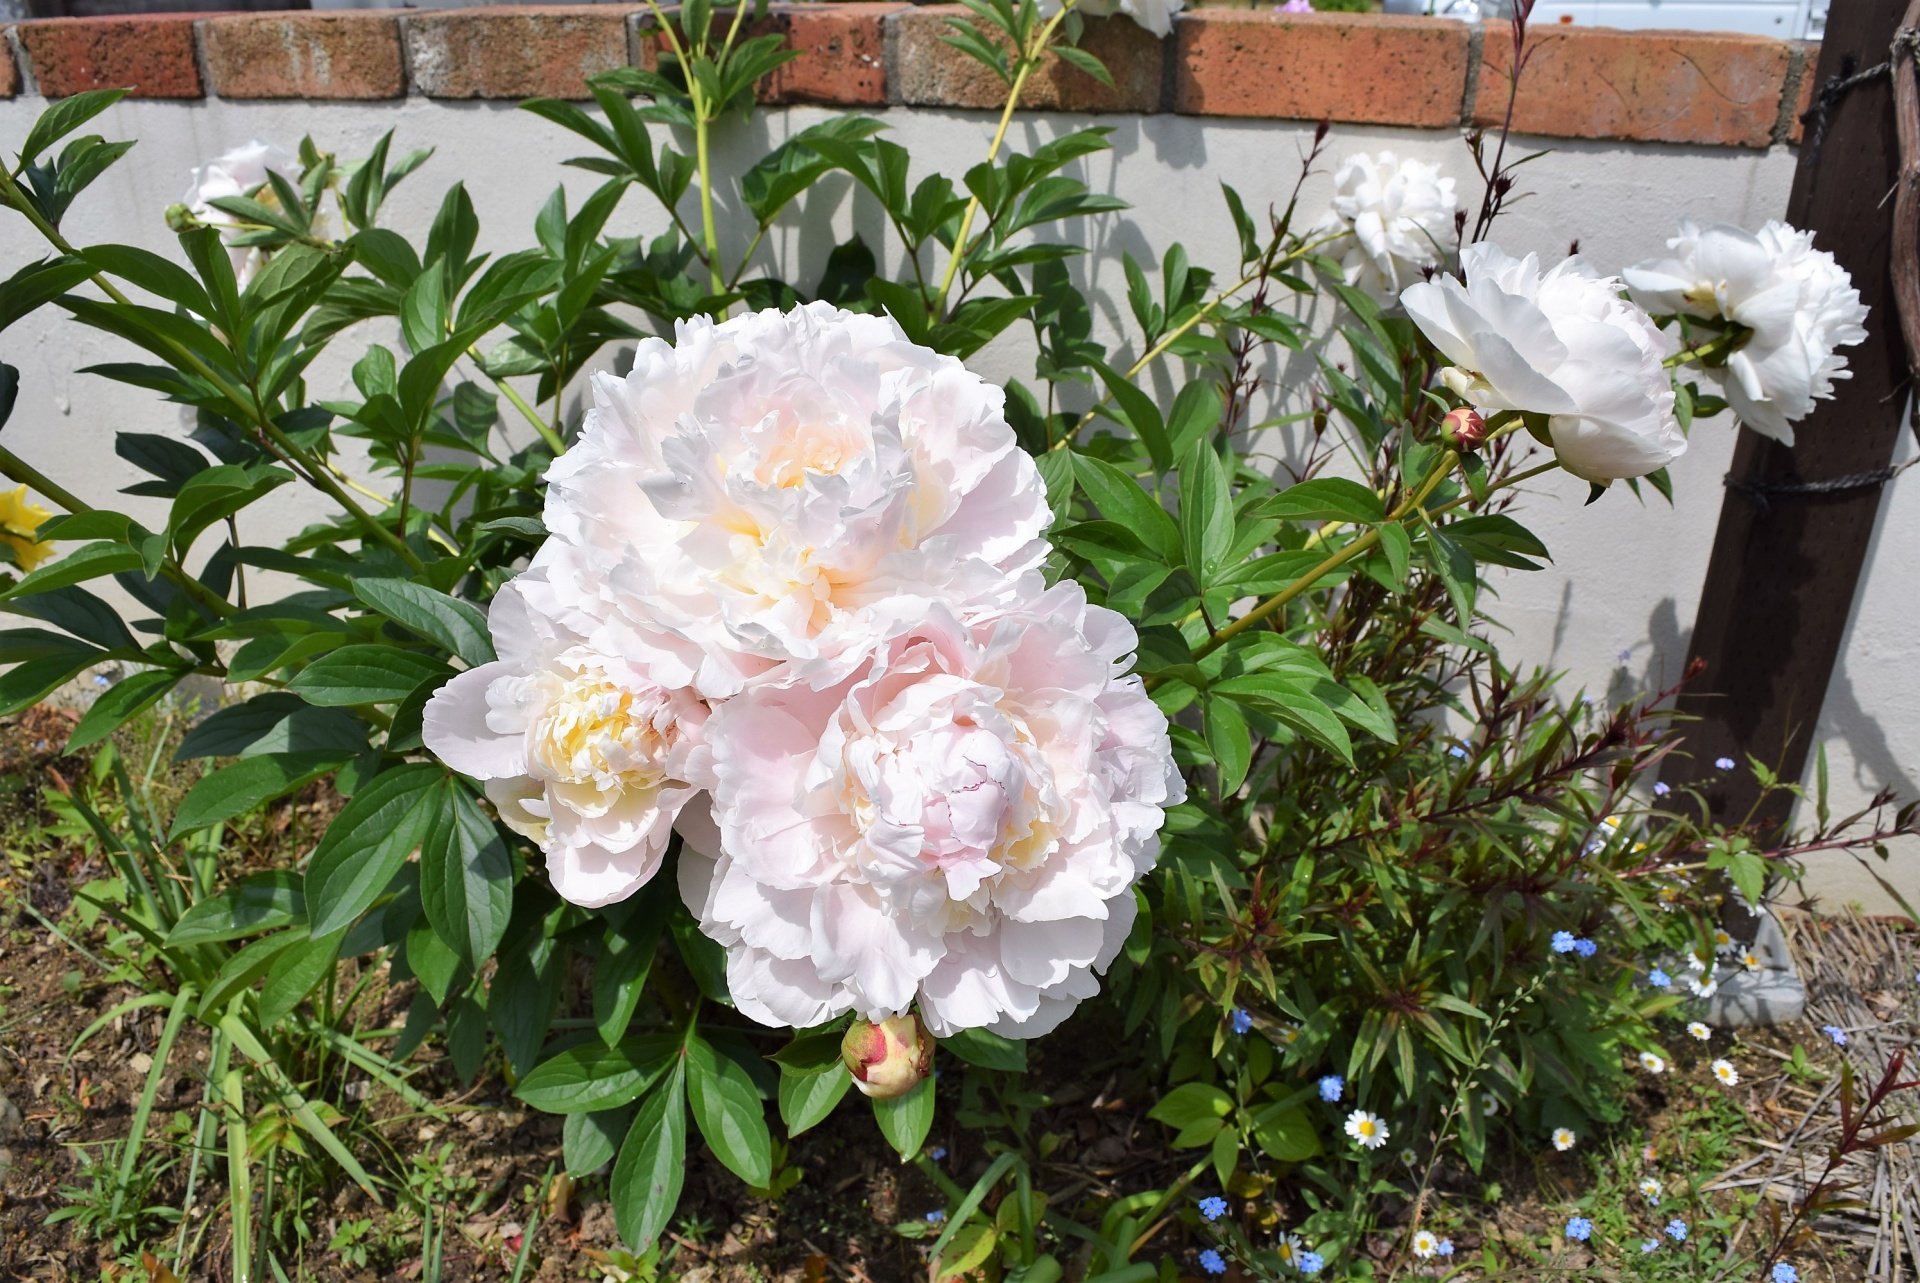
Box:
677, 581, 1182, 1038
527, 303, 1052, 702
1624, 219, 1869, 445
1402, 242, 1686, 483
1037, 0, 1182, 37
182, 140, 301, 288
1316, 151, 1457, 304
422, 577, 710, 908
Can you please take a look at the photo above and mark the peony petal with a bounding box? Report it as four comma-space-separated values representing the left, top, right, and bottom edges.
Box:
422, 663, 523, 780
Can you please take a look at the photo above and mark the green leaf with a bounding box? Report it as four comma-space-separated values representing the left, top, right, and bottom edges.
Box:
19, 90, 129, 167
169, 751, 355, 838
942, 1027, 1026, 1072
66, 668, 184, 752
166, 465, 293, 560
1258, 477, 1384, 524
611, 1065, 688, 1250
1071, 453, 1178, 563
778, 1063, 853, 1136
1, 542, 144, 600
1178, 441, 1234, 585
1251, 1102, 1322, 1161
1147, 1082, 1232, 1148
872, 1075, 935, 1160
687, 1034, 773, 1188
352, 578, 494, 667
563, 1107, 632, 1177
1094, 362, 1170, 472
285, 644, 453, 706
1203, 694, 1251, 794
515, 1033, 678, 1114
1165, 380, 1224, 462
198, 930, 299, 1019
418, 780, 514, 968
174, 694, 367, 760
593, 886, 671, 1046
304, 763, 443, 935
2, 584, 139, 654
165, 871, 305, 947
404, 917, 462, 1005
258, 927, 347, 1025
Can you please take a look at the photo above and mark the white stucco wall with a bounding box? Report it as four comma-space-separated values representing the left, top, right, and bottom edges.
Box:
7, 95, 1906, 907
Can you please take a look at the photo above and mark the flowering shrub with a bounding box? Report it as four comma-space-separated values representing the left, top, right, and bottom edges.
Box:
0, 0, 1887, 1274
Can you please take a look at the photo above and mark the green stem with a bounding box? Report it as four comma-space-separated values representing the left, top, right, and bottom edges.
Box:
1663, 325, 1750, 369
1190, 448, 1462, 662
695, 114, 725, 296
467, 348, 564, 455
931, 4, 1076, 320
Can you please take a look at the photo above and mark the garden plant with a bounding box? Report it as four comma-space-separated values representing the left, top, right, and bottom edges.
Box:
0, 0, 1910, 1279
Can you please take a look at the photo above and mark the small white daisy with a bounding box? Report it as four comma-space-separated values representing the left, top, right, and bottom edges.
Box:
1712, 1059, 1740, 1087
1714, 929, 1734, 952
1481, 1091, 1502, 1118
1276, 1234, 1303, 1267
1742, 950, 1762, 971
1688, 976, 1719, 999
1345, 1110, 1390, 1150
1639, 1051, 1667, 1074
1399, 1147, 1418, 1168
1639, 1175, 1664, 1204
1687, 1021, 1711, 1041
1552, 1127, 1577, 1152
1413, 1230, 1440, 1258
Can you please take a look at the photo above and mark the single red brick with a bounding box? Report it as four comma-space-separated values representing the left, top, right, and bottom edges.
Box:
17, 15, 201, 99
1473, 25, 1791, 148
889, 5, 1165, 113
762, 3, 898, 106
1174, 10, 1467, 128
405, 6, 633, 101
202, 13, 404, 101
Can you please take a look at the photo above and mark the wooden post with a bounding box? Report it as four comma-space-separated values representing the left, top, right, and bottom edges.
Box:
1662, 0, 1913, 829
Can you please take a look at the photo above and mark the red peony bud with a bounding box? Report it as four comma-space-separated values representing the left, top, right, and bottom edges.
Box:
1442, 406, 1487, 450
841, 1013, 934, 1099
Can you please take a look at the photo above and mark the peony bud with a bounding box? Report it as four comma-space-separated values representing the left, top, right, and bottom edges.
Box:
1442, 406, 1487, 450
163, 203, 197, 234
841, 1013, 933, 1099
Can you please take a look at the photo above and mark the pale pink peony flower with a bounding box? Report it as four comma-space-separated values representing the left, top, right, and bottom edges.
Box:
677, 581, 1182, 1037
526, 303, 1052, 702
422, 577, 711, 908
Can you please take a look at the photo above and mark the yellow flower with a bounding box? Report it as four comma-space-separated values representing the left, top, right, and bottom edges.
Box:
0, 485, 53, 572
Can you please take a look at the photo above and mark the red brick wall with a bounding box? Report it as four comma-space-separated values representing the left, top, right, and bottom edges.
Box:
0, 5, 1817, 149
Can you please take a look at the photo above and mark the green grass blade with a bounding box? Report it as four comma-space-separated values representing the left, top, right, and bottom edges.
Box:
296, 1017, 441, 1114
221, 1013, 384, 1204
223, 1060, 252, 1283
111, 983, 194, 1219
68, 991, 172, 1056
